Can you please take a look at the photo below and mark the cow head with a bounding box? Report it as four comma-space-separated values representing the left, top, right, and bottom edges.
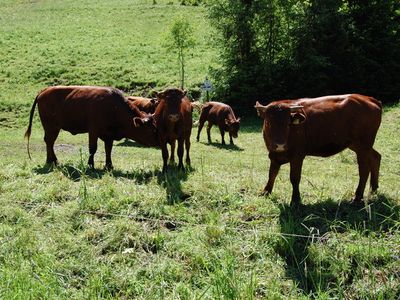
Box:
255, 101, 306, 152
225, 118, 241, 138
155, 88, 187, 122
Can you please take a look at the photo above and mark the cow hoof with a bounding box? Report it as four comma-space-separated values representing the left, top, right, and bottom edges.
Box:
45, 160, 58, 167
350, 197, 364, 206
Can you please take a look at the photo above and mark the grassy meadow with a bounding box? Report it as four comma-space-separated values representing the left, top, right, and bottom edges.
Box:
0, 1, 400, 299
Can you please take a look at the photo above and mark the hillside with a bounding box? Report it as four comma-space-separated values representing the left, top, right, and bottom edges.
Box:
0, 0, 216, 106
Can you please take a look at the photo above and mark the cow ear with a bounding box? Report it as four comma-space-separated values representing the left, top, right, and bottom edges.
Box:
155, 91, 164, 99
236, 117, 241, 123
291, 112, 306, 125
254, 101, 267, 117
133, 117, 150, 127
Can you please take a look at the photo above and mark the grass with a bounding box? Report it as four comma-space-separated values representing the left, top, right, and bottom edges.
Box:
0, 0, 217, 107
1, 104, 399, 298
1, 0, 400, 299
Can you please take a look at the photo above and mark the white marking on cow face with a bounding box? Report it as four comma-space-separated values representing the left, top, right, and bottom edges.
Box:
274, 143, 287, 152
263, 104, 292, 153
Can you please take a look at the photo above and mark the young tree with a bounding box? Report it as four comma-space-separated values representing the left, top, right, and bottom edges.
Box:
165, 16, 195, 89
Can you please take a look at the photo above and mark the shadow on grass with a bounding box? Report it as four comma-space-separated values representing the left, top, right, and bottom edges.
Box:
199, 141, 244, 152
115, 139, 154, 148
33, 163, 155, 184
276, 194, 400, 295
156, 165, 194, 205
33, 162, 194, 205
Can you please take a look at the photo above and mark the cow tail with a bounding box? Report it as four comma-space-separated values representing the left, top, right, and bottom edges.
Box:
24, 95, 38, 160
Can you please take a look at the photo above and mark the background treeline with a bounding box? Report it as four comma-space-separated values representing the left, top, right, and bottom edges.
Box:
207, 0, 400, 110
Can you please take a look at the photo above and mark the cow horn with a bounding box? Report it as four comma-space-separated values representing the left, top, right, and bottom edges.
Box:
254, 101, 264, 108
255, 101, 268, 117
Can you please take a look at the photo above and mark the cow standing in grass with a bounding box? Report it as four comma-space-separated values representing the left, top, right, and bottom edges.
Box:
196, 101, 241, 145
154, 88, 192, 172
25, 86, 158, 169
255, 94, 382, 205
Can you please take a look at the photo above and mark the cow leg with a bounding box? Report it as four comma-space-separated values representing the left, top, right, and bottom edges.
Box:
370, 148, 381, 192
229, 133, 234, 145
354, 149, 371, 202
88, 134, 98, 169
185, 135, 191, 166
44, 129, 60, 165
161, 143, 169, 173
177, 137, 184, 170
104, 139, 114, 170
290, 158, 304, 205
207, 123, 212, 143
196, 119, 206, 142
169, 140, 175, 164
219, 126, 226, 145
263, 159, 281, 195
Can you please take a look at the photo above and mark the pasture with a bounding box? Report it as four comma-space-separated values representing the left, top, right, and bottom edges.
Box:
0, 0, 399, 299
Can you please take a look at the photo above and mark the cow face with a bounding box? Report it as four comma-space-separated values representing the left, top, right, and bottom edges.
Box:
156, 88, 187, 123
225, 118, 241, 138
255, 101, 305, 153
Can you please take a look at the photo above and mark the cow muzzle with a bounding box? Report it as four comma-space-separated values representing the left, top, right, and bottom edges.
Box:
168, 114, 180, 122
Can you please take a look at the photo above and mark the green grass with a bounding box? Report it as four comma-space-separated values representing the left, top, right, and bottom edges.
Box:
1, 103, 399, 298
1, 1, 400, 299
0, 0, 216, 107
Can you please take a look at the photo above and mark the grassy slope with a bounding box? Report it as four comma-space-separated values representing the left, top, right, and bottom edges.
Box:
0, 1, 400, 299
0, 0, 215, 106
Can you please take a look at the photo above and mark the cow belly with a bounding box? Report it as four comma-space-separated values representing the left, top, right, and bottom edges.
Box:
61, 124, 88, 135
308, 142, 349, 157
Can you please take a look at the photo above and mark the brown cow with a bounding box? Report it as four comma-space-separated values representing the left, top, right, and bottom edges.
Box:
127, 96, 159, 114
24, 86, 158, 169
154, 88, 192, 172
255, 94, 382, 205
196, 101, 241, 145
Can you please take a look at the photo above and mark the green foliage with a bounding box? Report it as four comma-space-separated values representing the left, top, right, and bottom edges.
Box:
291, 0, 400, 102
165, 16, 196, 89
209, 0, 400, 109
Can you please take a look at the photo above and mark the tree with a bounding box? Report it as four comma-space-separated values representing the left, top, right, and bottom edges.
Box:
165, 16, 195, 89
208, 0, 400, 109
208, 0, 295, 109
